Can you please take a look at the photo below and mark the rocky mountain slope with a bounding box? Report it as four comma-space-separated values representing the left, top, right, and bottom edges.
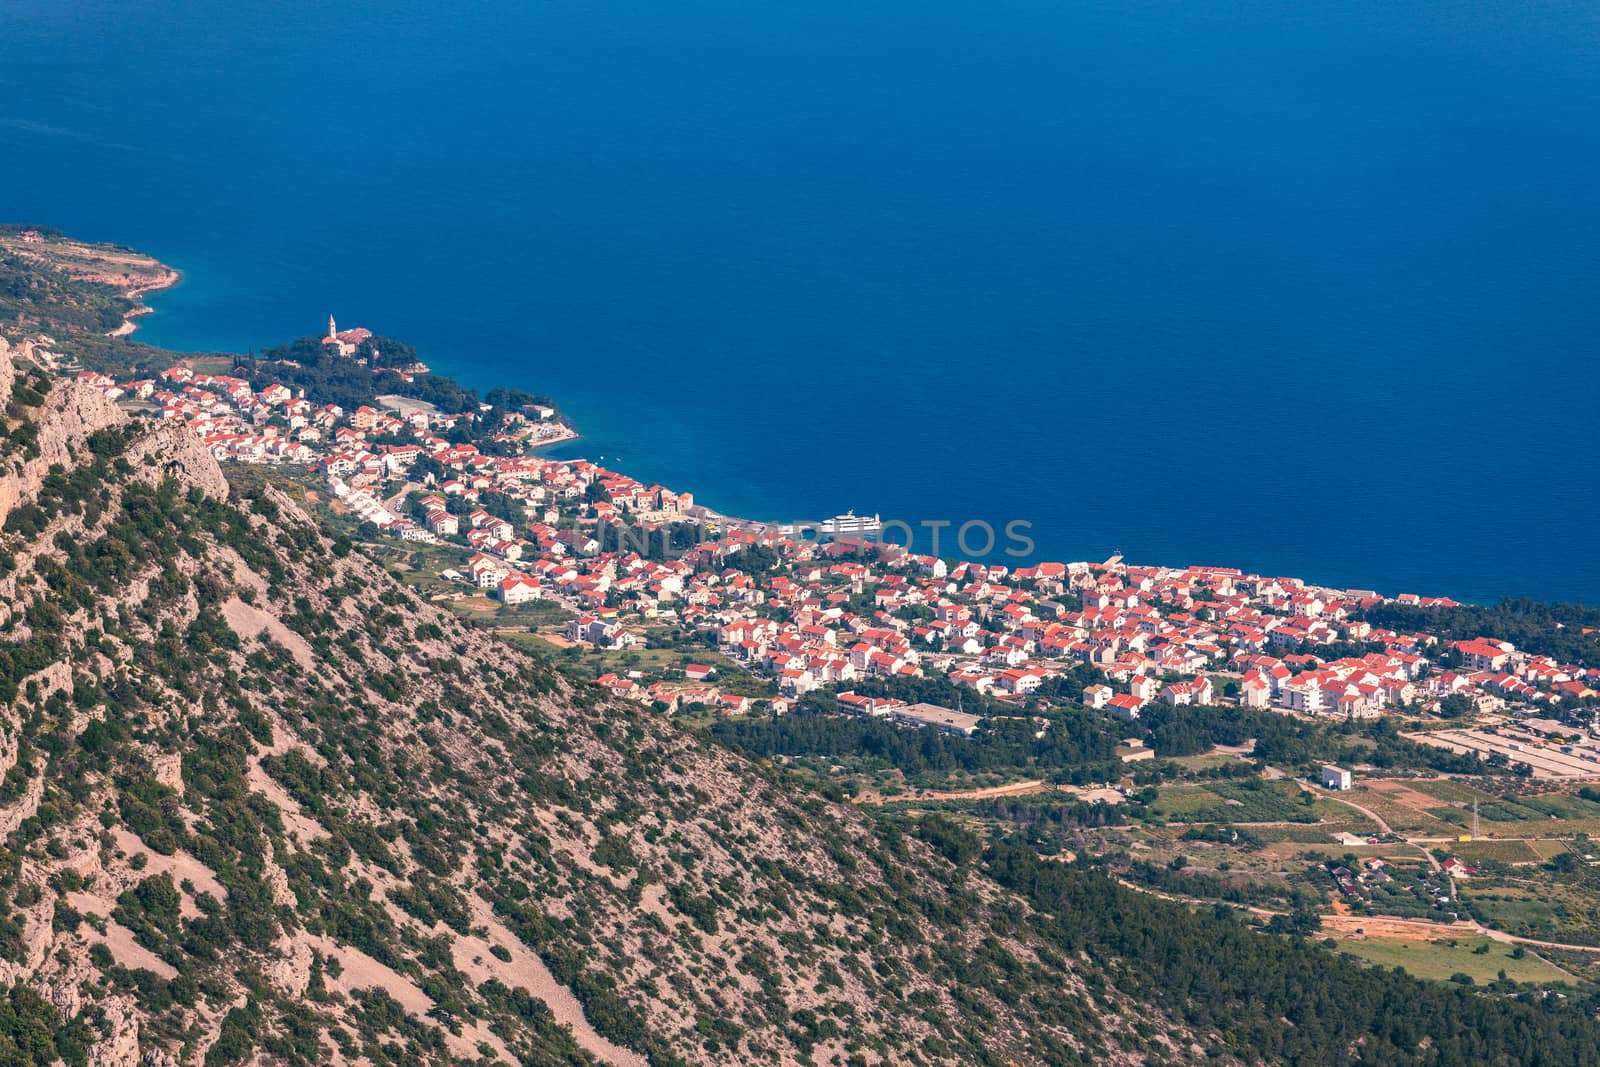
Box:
0, 342, 1209, 1064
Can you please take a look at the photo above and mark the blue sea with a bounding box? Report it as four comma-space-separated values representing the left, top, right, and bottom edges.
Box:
3, 0, 1598, 603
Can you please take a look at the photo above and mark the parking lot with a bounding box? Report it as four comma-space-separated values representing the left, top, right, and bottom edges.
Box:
1407, 726, 1600, 779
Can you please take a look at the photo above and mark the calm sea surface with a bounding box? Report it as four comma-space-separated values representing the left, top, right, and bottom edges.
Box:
3, 0, 1598, 602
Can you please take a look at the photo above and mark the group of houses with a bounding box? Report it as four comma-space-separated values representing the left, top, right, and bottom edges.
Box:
72, 335, 1600, 740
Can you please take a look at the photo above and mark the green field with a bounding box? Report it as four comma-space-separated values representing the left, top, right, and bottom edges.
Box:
1529, 839, 1573, 861
1464, 893, 1566, 938
1332, 936, 1570, 985
1169, 752, 1245, 772
1149, 781, 1318, 824
1409, 779, 1495, 804
1451, 839, 1540, 865
1149, 785, 1222, 816
1346, 789, 1460, 835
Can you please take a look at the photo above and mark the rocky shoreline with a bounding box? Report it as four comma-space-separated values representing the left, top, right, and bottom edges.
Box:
106, 267, 181, 337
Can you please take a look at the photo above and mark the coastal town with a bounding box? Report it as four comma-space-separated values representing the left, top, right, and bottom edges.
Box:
49, 317, 1600, 767
10, 0, 1600, 1053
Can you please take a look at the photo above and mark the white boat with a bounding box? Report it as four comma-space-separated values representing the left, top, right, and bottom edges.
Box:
817, 510, 882, 536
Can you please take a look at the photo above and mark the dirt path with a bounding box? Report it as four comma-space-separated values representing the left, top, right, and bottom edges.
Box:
1292, 777, 1457, 898
858, 779, 1048, 804
1316, 790, 1394, 836
1111, 876, 1284, 921
1133, 872, 1600, 960
1475, 927, 1600, 954
1320, 915, 1477, 940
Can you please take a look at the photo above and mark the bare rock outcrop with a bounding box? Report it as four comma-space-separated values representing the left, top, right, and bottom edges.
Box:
86, 996, 142, 1067
123, 417, 230, 501
0, 344, 126, 526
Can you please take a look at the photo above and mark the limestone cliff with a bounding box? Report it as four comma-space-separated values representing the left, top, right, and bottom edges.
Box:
0, 347, 126, 527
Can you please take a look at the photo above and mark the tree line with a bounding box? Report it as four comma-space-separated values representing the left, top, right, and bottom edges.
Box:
1359, 598, 1600, 669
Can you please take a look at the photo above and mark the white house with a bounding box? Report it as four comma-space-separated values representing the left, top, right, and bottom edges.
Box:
1082, 684, 1113, 710
1106, 693, 1144, 720
1320, 765, 1353, 791
497, 574, 542, 605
